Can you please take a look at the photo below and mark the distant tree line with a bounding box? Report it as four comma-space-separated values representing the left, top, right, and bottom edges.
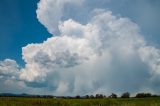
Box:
58, 92, 159, 99
0, 92, 159, 98
74, 92, 159, 99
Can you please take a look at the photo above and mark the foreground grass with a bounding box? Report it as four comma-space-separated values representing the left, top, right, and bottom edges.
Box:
0, 97, 160, 106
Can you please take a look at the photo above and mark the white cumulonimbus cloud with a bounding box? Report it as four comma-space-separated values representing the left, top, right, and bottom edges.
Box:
36, 0, 84, 34
0, 0, 160, 96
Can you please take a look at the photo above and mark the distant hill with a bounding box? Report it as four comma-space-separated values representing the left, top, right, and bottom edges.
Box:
0, 93, 32, 97
0, 93, 58, 98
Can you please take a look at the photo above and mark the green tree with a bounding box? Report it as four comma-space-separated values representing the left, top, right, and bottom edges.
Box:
109, 93, 117, 98
121, 92, 130, 98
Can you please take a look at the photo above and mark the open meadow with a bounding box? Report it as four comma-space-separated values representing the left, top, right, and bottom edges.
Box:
0, 97, 160, 106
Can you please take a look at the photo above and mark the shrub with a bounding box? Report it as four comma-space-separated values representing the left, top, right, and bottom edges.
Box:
85, 95, 89, 99
109, 93, 117, 98
135, 93, 152, 98
75, 95, 80, 99
95, 94, 105, 98
90, 95, 94, 98
121, 92, 130, 98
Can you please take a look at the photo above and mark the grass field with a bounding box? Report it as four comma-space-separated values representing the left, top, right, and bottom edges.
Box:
0, 97, 160, 106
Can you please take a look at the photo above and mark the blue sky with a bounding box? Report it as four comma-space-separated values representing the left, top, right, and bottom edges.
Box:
0, 0, 160, 66
0, 0, 50, 65
0, 0, 160, 95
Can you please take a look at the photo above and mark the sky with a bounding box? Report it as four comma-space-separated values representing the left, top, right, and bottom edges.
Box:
0, 0, 50, 65
0, 0, 160, 96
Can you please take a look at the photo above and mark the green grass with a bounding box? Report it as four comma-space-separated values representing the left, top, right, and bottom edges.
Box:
0, 97, 160, 106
